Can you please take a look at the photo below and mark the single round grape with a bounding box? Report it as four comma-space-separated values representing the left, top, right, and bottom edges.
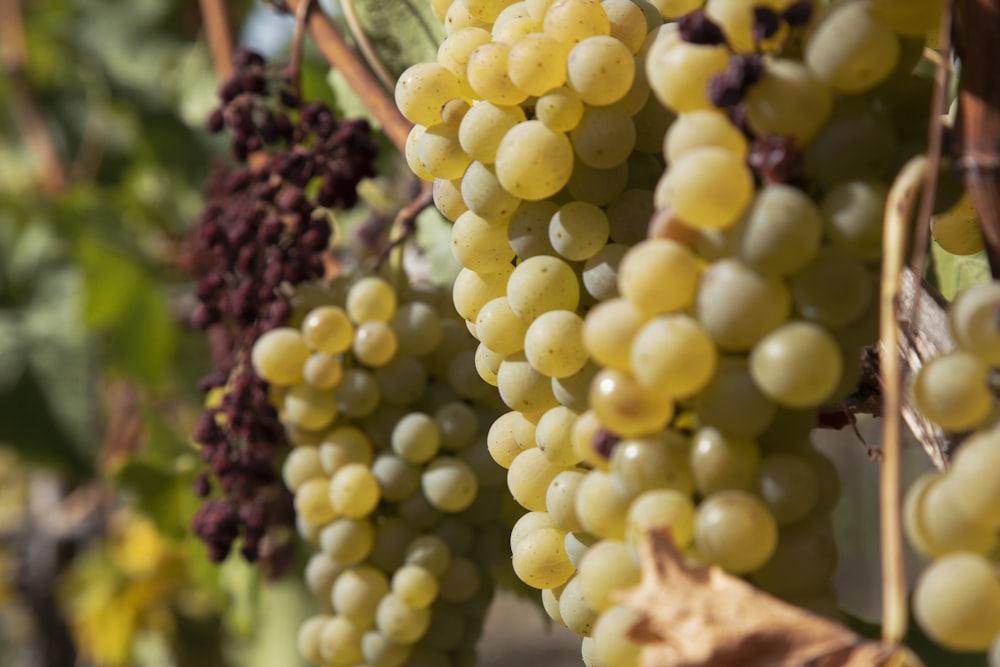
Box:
422, 457, 479, 512
559, 575, 599, 637
932, 194, 985, 256
496, 120, 575, 201
617, 238, 700, 315
283, 445, 323, 492
911, 351, 993, 432
497, 352, 559, 413
904, 472, 998, 558
575, 469, 633, 540
821, 180, 888, 261
744, 58, 832, 144
391, 565, 439, 609
583, 297, 648, 371
302, 306, 355, 354
750, 322, 843, 409
589, 368, 675, 438
805, 0, 900, 93
486, 411, 522, 469
508, 32, 570, 95
630, 314, 717, 398
352, 320, 399, 368
646, 40, 729, 112
467, 41, 528, 105
570, 105, 637, 170
549, 201, 610, 262
319, 426, 373, 475
461, 160, 522, 220
510, 510, 561, 553
284, 385, 338, 431
391, 412, 442, 464
376, 594, 431, 645
626, 489, 696, 550
394, 62, 465, 126
302, 352, 343, 390
318, 615, 365, 667
524, 310, 588, 379
690, 427, 760, 496
546, 469, 587, 532
592, 605, 642, 666
943, 428, 1000, 524
567, 35, 635, 105
512, 526, 575, 589
611, 431, 694, 497
320, 516, 375, 564
543, 0, 611, 43
508, 447, 568, 512
452, 265, 513, 322
694, 490, 778, 574
577, 540, 640, 612
536, 405, 582, 467
506, 255, 580, 323
535, 86, 585, 132
727, 184, 824, 277
950, 281, 1000, 365
458, 101, 526, 164
663, 110, 748, 164
696, 258, 791, 351
252, 327, 310, 385
655, 147, 754, 229
330, 463, 381, 518
333, 566, 390, 625
418, 123, 470, 179
335, 368, 380, 418
913, 552, 1000, 652
405, 535, 452, 577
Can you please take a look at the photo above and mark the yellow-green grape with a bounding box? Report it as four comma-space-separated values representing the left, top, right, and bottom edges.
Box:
745, 59, 832, 146
728, 184, 824, 277
751, 517, 839, 599
467, 41, 528, 105
546, 469, 587, 531
630, 314, 717, 399
911, 351, 993, 432
506, 255, 580, 323
302, 352, 343, 390
452, 265, 513, 322
320, 517, 375, 564
548, 201, 609, 262
406, 125, 435, 182
537, 405, 583, 466
438, 556, 483, 602
592, 605, 642, 666
487, 411, 523, 468
694, 490, 778, 574
583, 297, 648, 371
433, 402, 478, 452
467, 0, 518, 20
441, 97, 471, 127
571, 105, 637, 169
932, 194, 985, 256
451, 210, 514, 273
577, 540, 640, 612
567, 159, 630, 206
696, 258, 791, 351
705, 0, 793, 52
417, 124, 470, 180
252, 327, 310, 385
320, 426, 374, 475
391, 565, 439, 609
405, 535, 453, 577
392, 412, 443, 464
361, 630, 412, 667
947, 427, 1000, 525
575, 469, 633, 540
284, 385, 338, 431
535, 86, 586, 132
566, 35, 635, 106
302, 305, 355, 354
437, 27, 492, 96
749, 322, 843, 409
560, 575, 599, 636
804, 98, 898, 185
422, 457, 479, 512
330, 463, 381, 518
755, 454, 821, 526
507, 32, 570, 96
433, 178, 467, 222
295, 477, 338, 526
913, 552, 1000, 652
904, 472, 998, 558
495, 121, 575, 200
542, 586, 564, 624
510, 511, 560, 552
820, 180, 888, 261
375, 594, 431, 644
871, 0, 942, 36
283, 446, 323, 492
372, 452, 421, 502
543, 0, 611, 43
552, 361, 598, 413
318, 615, 365, 667
494, 16, 543, 44
626, 489, 695, 550
602, 0, 649, 53
297, 615, 327, 664
446, 0, 491, 33
790, 246, 873, 329
617, 238, 700, 315
805, 0, 900, 93
590, 367, 674, 438
347, 277, 397, 324
610, 431, 694, 496
950, 281, 1000, 365
512, 526, 575, 589
582, 243, 628, 301
696, 356, 777, 438
352, 321, 399, 368
335, 368, 381, 418
690, 427, 760, 496
458, 101, 526, 164
508, 200, 559, 259
646, 39, 729, 112
508, 447, 568, 511
391, 302, 444, 357
497, 352, 559, 412
461, 160, 522, 219
476, 298, 526, 356
663, 110, 747, 164
523, 310, 588, 379
395, 63, 465, 126
655, 147, 754, 230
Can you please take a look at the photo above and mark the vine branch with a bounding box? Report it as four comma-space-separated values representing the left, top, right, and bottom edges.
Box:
375, 178, 434, 270
198, 0, 236, 81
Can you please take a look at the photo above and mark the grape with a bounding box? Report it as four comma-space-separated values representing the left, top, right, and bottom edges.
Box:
535, 86, 585, 132
546, 469, 587, 531
911, 351, 993, 432
820, 180, 888, 262
646, 40, 729, 112
446, 0, 491, 33
458, 102, 524, 165
433, 402, 479, 452
610, 431, 694, 496
663, 110, 748, 164
391, 565, 439, 609
589, 367, 675, 438
696, 356, 777, 439
252, 327, 310, 385
372, 452, 422, 502
745, 59, 832, 145
507, 32, 570, 96
655, 147, 754, 230
549, 201, 610, 261
508, 447, 568, 511
495, 120, 575, 200
452, 265, 513, 322
690, 427, 760, 496
461, 160, 521, 219
694, 490, 778, 574
903, 472, 998, 558
932, 194, 985, 256
543, 0, 612, 44
406, 125, 435, 182
362, 630, 412, 667
302, 352, 343, 390
591, 605, 642, 666
330, 463, 381, 517
405, 535, 453, 577
727, 185, 824, 277
497, 352, 560, 412
751, 517, 839, 599
506, 255, 581, 322
283, 446, 324, 492
805, 0, 900, 93
375, 356, 429, 406
452, 210, 515, 274
422, 457, 479, 512
626, 488, 695, 550
376, 594, 432, 644
696, 258, 791, 351
417, 123, 470, 179
319, 427, 374, 474
352, 320, 399, 367
755, 454, 821, 525
749, 322, 843, 409
570, 105, 637, 169
302, 306, 355, 354
524, 310, 588, 379
582, 243, 628, 301
320, 517, 375, 564
558, 575, 599, 636
575, 469, 633, 540
512, 526, 575, 589
601, 0, 649, 53
511, 510, 561, 552
347, 277, 397, 324
583, 297, 648, 370
536, 406, 583, 466
297, 615, 326, 664
949, 281, 1000, 365
318, 615, 365, 666
394, 63, 465, 126
913, 552, 1000, 652
335, 368, 381, 418
295, 477, 338, 525
630, 314, 717, 398
467, 41, 528, 105
804, 98, 898, 185
486, 411, 523, 468
433, 178, 468, 221
567, 35, 635, 106
618, 238, 700, 315
943, 428, 1000, 524
577, 540, 640, 611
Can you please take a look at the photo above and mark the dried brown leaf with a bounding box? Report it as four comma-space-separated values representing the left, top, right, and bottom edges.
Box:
621, 529, 902, 667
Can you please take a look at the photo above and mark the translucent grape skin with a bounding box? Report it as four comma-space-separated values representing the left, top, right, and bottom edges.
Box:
694, 490, 778, 574
913, 552, 1000, 652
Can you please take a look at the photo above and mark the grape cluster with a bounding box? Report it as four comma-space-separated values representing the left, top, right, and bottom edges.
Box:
252, 274, 511, 667
398, 0, 951, 663
903, 280, 1000, 652
187, 48, 378, 570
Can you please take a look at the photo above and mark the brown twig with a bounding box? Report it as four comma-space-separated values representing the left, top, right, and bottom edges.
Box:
287, 0, 313, 98
0, 0, 67, 194
375, 178, 434, 270
283, 0, 412, 155
198, 0, 236, 81
339, 0, 397, 91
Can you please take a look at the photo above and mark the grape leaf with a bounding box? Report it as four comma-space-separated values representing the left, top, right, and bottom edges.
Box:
349, 0, 445, 79
930, 243, 990, 301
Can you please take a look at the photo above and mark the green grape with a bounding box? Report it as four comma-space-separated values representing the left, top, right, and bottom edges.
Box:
941, 428, 1000, 524
432, 177, 467, 221
549, 201, 610, 262
751, 517, 839, 599
694, 490, 778, 574
790, 246, 873, 329
390, 302, 444, 358
374, 356, 428, 406
524, 310, 588, 379
297, 615, 326, 664
567, 35, 635, 106
589, 367, 675, 438
452, 265, 513, 322
467, 41, 528, 105
417, 123, 470, 179
318, 615, 365, 667
727, 184, 824, 277
283, 445, 323, 492
495, 120, 575, 200
376, 594, 432, 644
626, 488, 695, 550
394, 63, 465, 126
486, 411, 522, 468
422, 457, 479, 512
441, 97, 470, 127
506, 255, 580, 323
601, 0, 648, 53
252, 327, 310, 385
284, 385, 338, 431
512, 526, 575, 589
606, 189, 654, 245
546, 469, 587, 532
467, 0, 517, 21
617, 238, 700, 315
903, 472, 998, 558
552, 361, 599, 413
611, 431, 694, 496
406, 125, 435, 181
508, 200, 559, 259
949, 281, 1000, 365
567, 159, 630, 206
525, 0, 556, 20
695, 258, 791, 351
820, 180, 888, 262
511, 510, 561, 553
571, 105, 637, 169
911, 351, 993, 432
353, 320, 399, 367
565, 530, 599, 569
372, 452, 421, 502
646, 39, 729, 112
305, 552, 344, 600
913, 552, 1000, 652
755, 453, 820, 525
655, 147, 754, 230
438, 556, 483, 602
543, 0, 611, 44
446, 0, 491, 33
749, 322, 843, 409
575, 469, 633, 540
932, 195, 985, 256
497, 352, 560, 412
319, 426, 374, 475
332, 566, 391, 625
582, 243, 627, 301
663, 110, 748, 164
630, 314, 717, 398
508, 447, 568, 512
535, 86, 585, 132
302, 352, 343, 390
433, 402, 478, 452
577, 540, 640, 612
458, 102, 525, 165
461, 161, 521, 219
803, 98, 898, 185
330, 463, 381, 518
536, 405, 582, 466
513, 411, 540, 449
347, 277, 398, 324
335, 368, 381, 418
871, 0, 942, 36
744, 59, 832, 145
805, 0, 900, 93
320, 517, 375, 564
295, 476, 338, 525
705, 0, 796, 52
592, 605, 642, 667
559, 575, 599, 636
696, 356, 777, 439
495, 16, 541, 45
542, 585, 564, 624
362, 630, 412, 667
405, 535, 453, 577
508, 32, 570, 95
302, 306, 355, 354
690, 427, 760, 496
390, 565, 439, 610
451, 210, 514, 273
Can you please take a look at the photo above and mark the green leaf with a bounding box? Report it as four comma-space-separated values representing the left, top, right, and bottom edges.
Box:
104, 279, 178, 388
113, 460, 199, 540
75, 235, 145, 329
930, 243, 990, 301
349, 0, 445, 78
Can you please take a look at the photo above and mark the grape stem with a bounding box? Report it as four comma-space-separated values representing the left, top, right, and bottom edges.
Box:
375, 178, 434, 271
198, 0, 236, 81
287, 0, 313, 99
880, 155, 929, 646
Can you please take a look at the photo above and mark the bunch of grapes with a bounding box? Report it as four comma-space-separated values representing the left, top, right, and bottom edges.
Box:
394, 0, 962, 663
187, 48, 378, 570
251, 272, 512, 667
